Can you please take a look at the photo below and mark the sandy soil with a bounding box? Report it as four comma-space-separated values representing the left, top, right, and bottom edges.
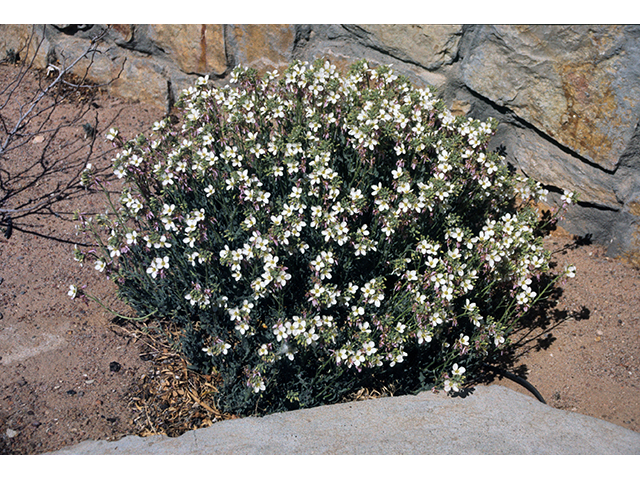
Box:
1, 64, 638, 454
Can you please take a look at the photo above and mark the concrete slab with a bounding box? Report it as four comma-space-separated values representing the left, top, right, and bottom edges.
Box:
49, 385, 640, 455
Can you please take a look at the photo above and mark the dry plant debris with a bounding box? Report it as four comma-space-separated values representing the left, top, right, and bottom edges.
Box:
112, 320, 236, 438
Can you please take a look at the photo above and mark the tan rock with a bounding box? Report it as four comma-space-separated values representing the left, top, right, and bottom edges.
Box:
149, 24, 227, 76
231, 25, 296, 73
0, 24, 48, 68
109, 55, 169, 108
450, 100, 471, 117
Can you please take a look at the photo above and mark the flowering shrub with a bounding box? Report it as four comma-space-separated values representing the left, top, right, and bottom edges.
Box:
74, 59, 575, 415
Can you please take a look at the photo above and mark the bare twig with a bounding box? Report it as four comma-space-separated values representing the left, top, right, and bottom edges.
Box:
0, 24, 125, 235
0, 27, 110, 157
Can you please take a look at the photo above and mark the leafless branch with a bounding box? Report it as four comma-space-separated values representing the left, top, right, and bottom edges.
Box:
0, 24, 126, 239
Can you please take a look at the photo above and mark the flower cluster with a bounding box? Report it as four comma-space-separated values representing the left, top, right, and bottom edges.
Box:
75, 59, 574, 415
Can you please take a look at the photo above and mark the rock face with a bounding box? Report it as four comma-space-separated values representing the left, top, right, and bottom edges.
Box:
2, 24, 639, 261
460, 26, 640, 172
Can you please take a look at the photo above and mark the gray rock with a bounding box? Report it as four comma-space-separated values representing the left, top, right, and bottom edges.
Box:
348, 24, 463, 71
459, 25, 640, 173
49, 385, 640, 455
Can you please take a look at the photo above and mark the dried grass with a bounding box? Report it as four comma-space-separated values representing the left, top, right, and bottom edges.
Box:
110, 319, 236, 438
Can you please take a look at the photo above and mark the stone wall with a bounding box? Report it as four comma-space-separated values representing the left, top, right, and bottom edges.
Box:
2, 24, 639, 261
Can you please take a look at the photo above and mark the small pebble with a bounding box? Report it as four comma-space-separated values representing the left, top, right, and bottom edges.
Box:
66, 389, 77, 396
109, 361, 122, 372
6, 428, 18, 438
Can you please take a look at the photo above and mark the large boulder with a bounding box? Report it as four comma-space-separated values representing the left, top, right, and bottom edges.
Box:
458, 25, 640, 173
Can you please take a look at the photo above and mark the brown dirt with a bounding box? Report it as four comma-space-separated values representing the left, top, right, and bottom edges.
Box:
1, 63, 638, 455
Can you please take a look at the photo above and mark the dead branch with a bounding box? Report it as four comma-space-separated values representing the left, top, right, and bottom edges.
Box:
0, 24, 125, 236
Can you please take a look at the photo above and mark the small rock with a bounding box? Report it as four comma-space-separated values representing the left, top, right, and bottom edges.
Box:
66, 389, 77, 396
109, 361, 122, 372
6, 428, 18, 438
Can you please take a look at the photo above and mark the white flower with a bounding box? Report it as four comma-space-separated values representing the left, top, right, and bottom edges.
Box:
417, 330, 432, 344
564, 265, 576, 278
444, 379, 460, 393
452, 363, 466, 376
68, 284, 78, 299
154, 235, 171, 249
350, 188, 364, 201
352, 351, 366, 367
94, 259, 106, 273
236, 323, 250, 335
105, 128, 119, 141
363, 341, 378, 356
125, 231, 138, 245
147, 256, 169, 278
252, 379, 266, 393
157, 256, 170, 269
202, 346, 215, 357
186, 251, 202, 267
561, 190, 575, 204
390, 351, 408, 366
